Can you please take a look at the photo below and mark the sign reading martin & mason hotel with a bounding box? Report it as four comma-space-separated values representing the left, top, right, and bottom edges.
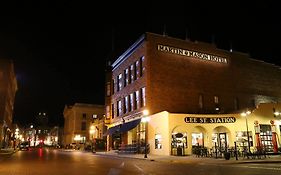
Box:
184, 117, 236, 123
157, 44, 228, 64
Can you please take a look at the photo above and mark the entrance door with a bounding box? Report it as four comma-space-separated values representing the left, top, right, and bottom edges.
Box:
219, 133, 227, 152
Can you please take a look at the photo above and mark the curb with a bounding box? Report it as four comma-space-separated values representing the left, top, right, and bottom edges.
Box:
93, 153, 281, 164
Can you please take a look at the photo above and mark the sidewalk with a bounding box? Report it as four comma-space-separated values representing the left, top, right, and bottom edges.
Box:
0, 148, 17, 155
93, 151, 281, 164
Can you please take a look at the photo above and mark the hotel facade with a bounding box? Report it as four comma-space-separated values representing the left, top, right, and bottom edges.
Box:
105, 32, 281, 156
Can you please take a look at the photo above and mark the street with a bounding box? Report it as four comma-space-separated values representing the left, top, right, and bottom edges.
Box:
0, 148, 280, 175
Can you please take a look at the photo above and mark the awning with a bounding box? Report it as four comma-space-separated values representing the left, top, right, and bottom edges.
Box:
120, 119, 141, 133
106, 125, 121, 135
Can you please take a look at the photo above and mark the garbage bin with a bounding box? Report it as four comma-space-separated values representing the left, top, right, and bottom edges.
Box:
224, 152, 230, 160
177, 147, 182, 156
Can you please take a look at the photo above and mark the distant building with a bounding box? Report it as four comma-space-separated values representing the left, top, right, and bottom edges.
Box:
63, 103, 105, 148
0, 59, 18, 149
105, 32, 281, 155
48, 126, 63, 147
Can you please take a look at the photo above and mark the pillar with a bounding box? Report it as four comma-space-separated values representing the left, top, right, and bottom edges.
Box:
254, 120, 261, 150
270, 120, 278, 153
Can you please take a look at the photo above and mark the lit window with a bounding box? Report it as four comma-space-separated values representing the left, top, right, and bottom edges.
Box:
130, 93, 134, 111
214, 96, 219, 104
135, 60, 139, 79
135, 90, 139, 109
130, 64, 134, 83
125, 96, 129, 113
141, 87, 146, 107
214, 96, 219, 111
124, 69, 129, 87
140, 56, 145, 76
155, 134, 162, 149
117, 100, 122, 116
117, 74, 122, 91
92, 114, 97, 119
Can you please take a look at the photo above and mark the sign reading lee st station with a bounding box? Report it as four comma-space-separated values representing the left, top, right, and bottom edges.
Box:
184, 117, 236, 123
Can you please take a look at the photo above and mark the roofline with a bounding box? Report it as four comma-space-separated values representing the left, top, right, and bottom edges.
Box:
111, 34, 145, 70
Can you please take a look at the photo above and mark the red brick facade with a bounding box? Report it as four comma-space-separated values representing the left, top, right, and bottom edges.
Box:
106, 32, 281, 124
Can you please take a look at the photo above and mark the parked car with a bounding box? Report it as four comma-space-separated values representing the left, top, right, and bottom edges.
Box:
19, 141, 30, 151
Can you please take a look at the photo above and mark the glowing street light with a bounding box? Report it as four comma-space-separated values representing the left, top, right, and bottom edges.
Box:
89, 125, 96, 152
241, 110, 251, 153
141, 110, 150, 158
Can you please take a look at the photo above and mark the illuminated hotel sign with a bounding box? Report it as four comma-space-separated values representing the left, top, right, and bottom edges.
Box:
157, 44, 228, 64
184, 117, 236, 123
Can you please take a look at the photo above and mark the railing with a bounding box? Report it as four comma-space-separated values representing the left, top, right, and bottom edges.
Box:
118, 144, 150, 154
193, 146, 269, 160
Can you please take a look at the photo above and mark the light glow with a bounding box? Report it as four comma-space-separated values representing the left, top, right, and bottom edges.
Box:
143, 109, 149, 116
141, 116, 150, 123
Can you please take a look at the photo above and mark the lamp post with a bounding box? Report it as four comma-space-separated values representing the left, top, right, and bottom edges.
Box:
141, 110, 149, 158
241, 111, 251, 153
89, 125, 95, 152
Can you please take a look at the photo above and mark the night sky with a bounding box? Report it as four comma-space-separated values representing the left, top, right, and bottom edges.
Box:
1, 1, 280, 127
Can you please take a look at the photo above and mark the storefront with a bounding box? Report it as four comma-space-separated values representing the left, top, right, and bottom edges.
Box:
147, 103, 281, 156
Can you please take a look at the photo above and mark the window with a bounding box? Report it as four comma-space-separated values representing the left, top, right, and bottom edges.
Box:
140, 56, 145, 76
81, 122, 86, 131
106, 82, 111, 96
192, 133, 204, 146
135, 60, 140, 79
135, 90, 139, 109
214, 96, 219, 111
82, 113, 86, 119
155, 134, 162, 149
141, 87, 146, 107
214, 96, 219, 104
92, 114, 98, 119
117, 100, 122, 116
199, 94, 203, 109
124, 68, 129, 87
111, 103, 115, 119
130, 93, 134, 111
112, 79, 115, 94
130, 64, 135, 83
125, 96, 129, 113
106, 106, 110, 119
235, 131, 253, 147
117, 74, 122, 91
260, 125, 273, 152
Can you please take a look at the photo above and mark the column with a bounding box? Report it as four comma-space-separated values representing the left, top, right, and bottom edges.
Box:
270, 120, 278, 153
254, 121, 261, 150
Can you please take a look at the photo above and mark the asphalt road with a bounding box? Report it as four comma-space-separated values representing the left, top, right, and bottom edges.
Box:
0, 148, 280, 175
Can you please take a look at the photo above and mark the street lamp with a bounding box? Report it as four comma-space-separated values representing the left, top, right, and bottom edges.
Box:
89, 125, 95, 152
141, 110, 150, 158
241, 111, 251, 153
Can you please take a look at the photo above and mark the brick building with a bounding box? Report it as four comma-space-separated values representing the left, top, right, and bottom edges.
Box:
105, 32, 281, 154
0, 59, 18, 149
